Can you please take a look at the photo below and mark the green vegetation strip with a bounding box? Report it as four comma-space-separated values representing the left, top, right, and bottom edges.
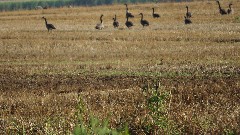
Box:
0, 0, 72, 11
0, 0, 162, 11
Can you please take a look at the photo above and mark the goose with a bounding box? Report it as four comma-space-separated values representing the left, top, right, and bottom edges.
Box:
227, 3, 233, 14
113, 15, 119, 28
95, 14, 104, 30
42, 17, 56, 32
124, 4, 134, 18
152, 8, 160, 18
139, 13, 149, 27
216, 1, 227, 15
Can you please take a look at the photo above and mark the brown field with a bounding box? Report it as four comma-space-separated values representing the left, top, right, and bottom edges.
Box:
0, 1, 240, 134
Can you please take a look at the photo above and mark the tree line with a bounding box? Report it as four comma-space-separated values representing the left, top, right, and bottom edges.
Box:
0, 0, 183, 11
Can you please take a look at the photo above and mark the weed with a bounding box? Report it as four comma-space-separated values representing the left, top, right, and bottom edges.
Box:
141, 80, 180, 134
224, 129, 236, 135
73, 95, 129, 135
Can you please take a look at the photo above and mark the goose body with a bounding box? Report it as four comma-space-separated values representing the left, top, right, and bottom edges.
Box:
42, 17, 56, 31
126, 9, 134, 18
95, 14, 104, 30
125, 16, 133, 29
184, 16, 192, 24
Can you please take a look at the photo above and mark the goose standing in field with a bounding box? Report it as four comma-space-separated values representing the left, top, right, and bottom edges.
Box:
95, 14, 104, 30
42, 17, 56, 32
113, 15, 119, 28
216, 1, 227, 15
125, 16, 134, 29
139, 13, 149, 27
227, 3, 233, 14
124, 4, 134, 18
152, 8, 160, 18
186, 6, 192, 18
184, 16, 192, 24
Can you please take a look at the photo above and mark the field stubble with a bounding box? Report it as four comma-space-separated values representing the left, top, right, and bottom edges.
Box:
0, 1, 240, 134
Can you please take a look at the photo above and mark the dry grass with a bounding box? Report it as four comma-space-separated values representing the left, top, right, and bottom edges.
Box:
0, 1, 240, 134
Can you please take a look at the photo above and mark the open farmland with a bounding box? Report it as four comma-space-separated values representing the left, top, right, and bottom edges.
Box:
0, 1, 240, 134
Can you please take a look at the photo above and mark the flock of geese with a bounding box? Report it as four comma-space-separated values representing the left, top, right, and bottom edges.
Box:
42, 1, 234, 31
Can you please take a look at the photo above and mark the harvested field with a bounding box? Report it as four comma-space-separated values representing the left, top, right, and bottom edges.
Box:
0, 1, 240, 134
